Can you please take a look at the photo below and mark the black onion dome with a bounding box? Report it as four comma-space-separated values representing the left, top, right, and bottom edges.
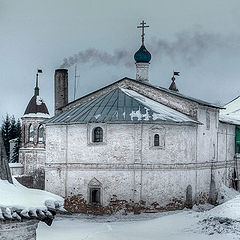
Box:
24, 95, 49, 115
134, 45, 151, 63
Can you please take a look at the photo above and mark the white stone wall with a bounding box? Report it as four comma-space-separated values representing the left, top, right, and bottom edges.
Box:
45, 116, 237, 208
136, 63, 149, 82
45, 120, 235, 207
19, 148, 46, 174
9, 163, 24, 176
0, 220, 39, 240
19, 117, 47, 179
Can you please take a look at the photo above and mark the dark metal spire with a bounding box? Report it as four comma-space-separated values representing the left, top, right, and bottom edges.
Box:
34, 69, 42, 96
169, 76, 179, 92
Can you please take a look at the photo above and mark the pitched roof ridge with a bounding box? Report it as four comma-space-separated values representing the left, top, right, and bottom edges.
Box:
63, 77, 222, 111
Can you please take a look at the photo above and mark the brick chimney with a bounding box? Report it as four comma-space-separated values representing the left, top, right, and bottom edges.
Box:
54, 69, 68, 115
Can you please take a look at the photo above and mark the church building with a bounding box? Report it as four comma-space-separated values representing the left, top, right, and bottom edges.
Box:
20, 22, 238, 213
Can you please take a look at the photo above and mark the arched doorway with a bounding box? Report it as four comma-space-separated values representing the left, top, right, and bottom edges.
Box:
88, 178, 102, 205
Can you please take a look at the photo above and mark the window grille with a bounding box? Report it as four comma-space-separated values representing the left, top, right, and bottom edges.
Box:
154, 134, 160, 146
93, 127, 103, 142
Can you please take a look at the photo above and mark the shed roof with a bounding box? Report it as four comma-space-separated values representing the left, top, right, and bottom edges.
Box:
219, 95, 240, 125
46, 88, 198, 124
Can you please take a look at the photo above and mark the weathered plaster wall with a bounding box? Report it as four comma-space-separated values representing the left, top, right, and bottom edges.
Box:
45, 119, 236, 211
19, 148, 46, 174
0, 220, 39, 240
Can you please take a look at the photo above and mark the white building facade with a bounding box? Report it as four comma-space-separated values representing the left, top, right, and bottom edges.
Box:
19, 31, 238, 214
44, 77, 236, 213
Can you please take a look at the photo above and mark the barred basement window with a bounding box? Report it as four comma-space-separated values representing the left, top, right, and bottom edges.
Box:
38, 125, 44, 142
93, 127, 103, 142
29, 124, 34, 142
154, 134, 160, 146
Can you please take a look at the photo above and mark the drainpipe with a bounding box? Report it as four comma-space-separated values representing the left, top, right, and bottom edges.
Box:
195, 126, 198, 204
140, 123, 143, 201
64, 125, 69, 198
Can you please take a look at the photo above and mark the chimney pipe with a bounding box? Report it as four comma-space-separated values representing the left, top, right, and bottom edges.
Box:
54, 69, 68, 115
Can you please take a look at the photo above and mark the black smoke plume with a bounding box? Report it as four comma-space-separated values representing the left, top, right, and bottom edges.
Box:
60, 29, 239, 68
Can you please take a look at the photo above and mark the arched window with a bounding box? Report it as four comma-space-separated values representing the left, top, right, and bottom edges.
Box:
93, 127, 103, 142
38, 125, 44, 142
29, 124, 34, 142
154, 134, 160, 146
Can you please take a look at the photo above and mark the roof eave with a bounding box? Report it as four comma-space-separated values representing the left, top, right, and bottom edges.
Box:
45, 120, 200, 126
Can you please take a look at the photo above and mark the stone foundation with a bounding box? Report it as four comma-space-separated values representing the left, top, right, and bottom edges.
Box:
0, 220, 39, 240
64, 194, 188, 215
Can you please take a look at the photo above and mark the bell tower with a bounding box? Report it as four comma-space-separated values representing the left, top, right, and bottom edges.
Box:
19, 70, 50, 189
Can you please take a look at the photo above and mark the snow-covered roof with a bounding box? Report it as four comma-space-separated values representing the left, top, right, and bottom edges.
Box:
0, 133, 64, 225
219, 95, 240, 125
0, 178, 65, 225
46, 87, 198, 124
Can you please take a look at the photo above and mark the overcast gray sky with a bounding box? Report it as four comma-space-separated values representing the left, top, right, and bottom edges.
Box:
0, 0, 240, 120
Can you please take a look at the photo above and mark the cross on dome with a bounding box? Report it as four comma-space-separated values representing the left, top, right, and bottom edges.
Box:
137, 20, 149, 46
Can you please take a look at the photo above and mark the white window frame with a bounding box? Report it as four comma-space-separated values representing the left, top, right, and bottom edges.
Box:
87, 123, 107, 145
149, 126, 165, 149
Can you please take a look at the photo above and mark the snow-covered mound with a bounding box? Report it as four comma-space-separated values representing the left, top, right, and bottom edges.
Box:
217, 184, 239, 205
200, 193, 240, 235
0, 178, 65, 224
207, 195, 240, 220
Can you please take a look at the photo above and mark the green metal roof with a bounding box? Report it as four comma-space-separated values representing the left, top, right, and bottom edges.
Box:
46, 88, 198, 124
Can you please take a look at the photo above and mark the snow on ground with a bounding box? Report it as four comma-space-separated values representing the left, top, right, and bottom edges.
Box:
37, 186, 240, 240
217, 184, 239, 205
0, 177, 64, 211
37, 210, 238, 240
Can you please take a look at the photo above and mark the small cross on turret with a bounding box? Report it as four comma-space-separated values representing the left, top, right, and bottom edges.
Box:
137, 20, 149, 46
